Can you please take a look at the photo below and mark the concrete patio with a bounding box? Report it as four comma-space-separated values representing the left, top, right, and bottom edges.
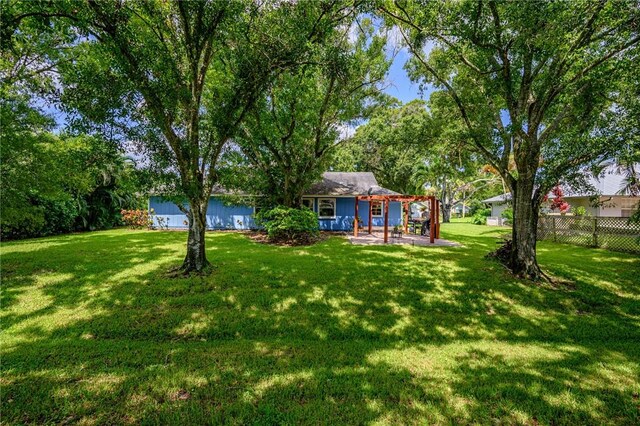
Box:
348, 230, 461, 247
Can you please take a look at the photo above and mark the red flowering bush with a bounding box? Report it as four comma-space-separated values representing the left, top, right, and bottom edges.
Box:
544, 186, 571, 214
121, 209, 153, 229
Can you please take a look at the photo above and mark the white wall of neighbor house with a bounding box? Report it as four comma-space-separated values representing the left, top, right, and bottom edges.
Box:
565, 197, 598, 216
487, 196, 638, 221
490, 203, 509, 218
550, 196, 638, 217
596, 196, 638, 217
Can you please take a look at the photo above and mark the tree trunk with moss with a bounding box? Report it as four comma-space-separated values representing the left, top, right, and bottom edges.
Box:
181, 196, 209, 272
510, 175, 542, 280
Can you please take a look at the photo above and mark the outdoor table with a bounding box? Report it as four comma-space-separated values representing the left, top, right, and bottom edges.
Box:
409, 219, 424, 234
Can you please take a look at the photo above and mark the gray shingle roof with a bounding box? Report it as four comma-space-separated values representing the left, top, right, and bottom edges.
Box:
306, 172, 399, 196
211, 185, 243, 195
210, 171, 399, 196
482, 193, 512, 203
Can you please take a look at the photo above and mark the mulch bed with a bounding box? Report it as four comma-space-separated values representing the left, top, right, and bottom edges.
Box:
245, 230, 339, 247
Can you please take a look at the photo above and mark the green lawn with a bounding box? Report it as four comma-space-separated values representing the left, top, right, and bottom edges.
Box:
1, 223, 639, 425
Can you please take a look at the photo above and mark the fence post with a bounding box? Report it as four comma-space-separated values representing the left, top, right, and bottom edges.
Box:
552, 217, 557, 242
592, 217, 598, 248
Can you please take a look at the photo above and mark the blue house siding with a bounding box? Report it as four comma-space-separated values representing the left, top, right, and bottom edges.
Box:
314, 198, 402, 230
148, 196, 402, 231
355, 200, 402, 227
149, 197, 256, 230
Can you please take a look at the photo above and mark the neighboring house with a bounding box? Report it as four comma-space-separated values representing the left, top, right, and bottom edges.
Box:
149, 172, 403, 231
482, 168, 639, 221
483, 193, 511, 218
452, 204, 471, 216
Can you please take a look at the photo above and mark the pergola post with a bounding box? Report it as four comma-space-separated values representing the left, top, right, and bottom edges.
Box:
435, 199, 440, 239
383, 199, 389, 243
354, 197, 359, 237
351, 194, 442, 244
403, 202, 409, 233
429, 197, 435, 244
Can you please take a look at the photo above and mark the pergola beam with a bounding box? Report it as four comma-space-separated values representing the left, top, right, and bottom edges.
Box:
435, 199, 440, 239
429, 197, 435, 244
383, 200, 389, 243
355, 195, 435, 202
403, 202, 409, 233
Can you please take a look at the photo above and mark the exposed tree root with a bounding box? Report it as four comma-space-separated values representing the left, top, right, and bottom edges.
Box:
165, 262, 214, 278
486, 239, 573, 287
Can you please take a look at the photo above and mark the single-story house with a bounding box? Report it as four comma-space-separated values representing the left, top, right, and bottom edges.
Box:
148, 172, 403, 231
483, 168, 639, 221
483, 193, 512, 219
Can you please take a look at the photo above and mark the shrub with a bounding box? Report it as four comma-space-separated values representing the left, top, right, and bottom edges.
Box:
255, 206, 319, 244
121, 209, 153, 229
0, 195, 78, 240
468, 199, 486, 215
573, 206, 590, 217
486, 238, 512, 266
501, 207, 513, 225
545, 186, 571, 214
471, 207, 491, 225
40, 197, 79, 235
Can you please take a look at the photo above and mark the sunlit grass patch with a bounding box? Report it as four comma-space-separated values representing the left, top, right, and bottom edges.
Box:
1, 225, 639, 424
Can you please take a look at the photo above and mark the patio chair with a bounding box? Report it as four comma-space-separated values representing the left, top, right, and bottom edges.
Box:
409, 220, 421, 235
420, 219, 431, 236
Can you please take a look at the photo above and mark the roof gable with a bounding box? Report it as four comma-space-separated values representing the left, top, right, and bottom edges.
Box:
210, 171, 400, 197
305, 172, 399, 196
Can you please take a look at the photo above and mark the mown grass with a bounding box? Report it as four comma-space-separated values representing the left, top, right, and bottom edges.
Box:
1, 223, 639, 425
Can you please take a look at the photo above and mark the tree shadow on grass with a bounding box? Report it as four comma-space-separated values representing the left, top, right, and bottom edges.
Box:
1, 229, 639, 424
0, 230, 184, 326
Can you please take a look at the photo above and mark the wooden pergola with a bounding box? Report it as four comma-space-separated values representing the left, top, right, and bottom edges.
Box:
354, 195, 440, 244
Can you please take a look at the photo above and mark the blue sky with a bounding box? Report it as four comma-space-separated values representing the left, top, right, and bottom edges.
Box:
380, 25, 437, 106
383, 49, 430, 104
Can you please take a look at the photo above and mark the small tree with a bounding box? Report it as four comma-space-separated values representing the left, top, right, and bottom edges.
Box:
546, 186, 571, 214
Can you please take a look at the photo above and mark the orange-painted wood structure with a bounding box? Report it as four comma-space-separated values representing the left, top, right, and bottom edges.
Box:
353, 195, 440, 244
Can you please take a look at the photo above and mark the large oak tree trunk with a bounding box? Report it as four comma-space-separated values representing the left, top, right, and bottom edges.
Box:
280, 175, 305, 208
440, 180, 453, 223
441, 202, 451, 223
510, 178, 542, 280
181, 197, 210, 273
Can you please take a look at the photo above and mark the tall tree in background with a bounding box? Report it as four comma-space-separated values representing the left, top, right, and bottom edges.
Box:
233, 19, 389, 207
423, 91, 498, 222
5, 0, 358, 272
332, 100, 432, 194
333, 97, 496, 218
381, 0, 640, 279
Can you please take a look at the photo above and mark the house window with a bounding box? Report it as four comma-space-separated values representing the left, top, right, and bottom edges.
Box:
302, 198, 314, 211
318, 198, 336, 219
620, 197, 637, 218
371, 201, 383, 217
